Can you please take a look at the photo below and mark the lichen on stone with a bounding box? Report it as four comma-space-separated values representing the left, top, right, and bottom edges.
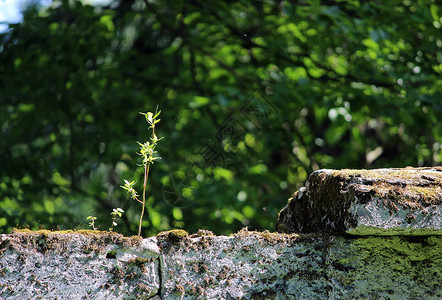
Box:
0, 229, 160, 299
157, 229, 189, 243
277, 167, 442, 234
8, 228, 143, 254
233, 227, 299, 245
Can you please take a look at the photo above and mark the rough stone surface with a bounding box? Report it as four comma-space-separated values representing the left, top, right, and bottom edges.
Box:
158, 229, 441, 299
0, 230, 160, 299
1, 229, 440, 299
276, 167, 442, 234
158, 230, 329, 299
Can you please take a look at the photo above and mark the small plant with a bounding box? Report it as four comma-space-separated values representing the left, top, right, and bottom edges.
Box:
122, 107, 163, 237
86, 216, 97, 231
109, 208, 125, 231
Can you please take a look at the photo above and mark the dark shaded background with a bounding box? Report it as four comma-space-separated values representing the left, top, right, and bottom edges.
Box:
1, 0, 441, 236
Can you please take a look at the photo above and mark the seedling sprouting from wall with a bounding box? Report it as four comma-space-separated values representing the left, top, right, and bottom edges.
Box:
109, 208, 125, 231
121, 107, 163, 236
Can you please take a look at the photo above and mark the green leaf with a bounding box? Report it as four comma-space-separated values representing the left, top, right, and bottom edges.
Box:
430, 5, 439, 22
189, 96, 210, 109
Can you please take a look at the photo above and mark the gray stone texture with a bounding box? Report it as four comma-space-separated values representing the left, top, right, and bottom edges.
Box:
276, 167, 442, 234
0, 230, 160, 299
0, 229, 440, 299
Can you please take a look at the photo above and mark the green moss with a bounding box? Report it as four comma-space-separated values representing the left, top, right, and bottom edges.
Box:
157, 229, 189, 244
106, 250, 117, 259
128, 257, 149, 264
127, 257, 150, 271
8, 228, 143, 254
332, 235, 442, 298
11, 228, 135, 238
234, 228, 300, 244
168, 229, 189, 238
333, 168, 442, 210
347, 226, 442, 236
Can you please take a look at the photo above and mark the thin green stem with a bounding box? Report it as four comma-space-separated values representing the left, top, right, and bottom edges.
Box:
135, 106, 158, 236
138, 162, 150, 236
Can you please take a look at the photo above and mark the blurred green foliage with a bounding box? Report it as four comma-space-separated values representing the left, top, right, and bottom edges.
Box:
0, 0, 441, 236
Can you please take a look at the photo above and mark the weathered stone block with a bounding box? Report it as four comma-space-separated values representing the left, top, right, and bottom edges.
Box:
276, 167, 442, 235
0, 230, 160, 299
158, 229, 329, 299
157, 229, 441, 299
0, 229, 440, 299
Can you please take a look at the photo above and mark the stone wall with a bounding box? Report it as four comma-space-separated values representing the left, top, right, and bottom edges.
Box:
277, 167, 442, 235
0, 167, 441, 299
